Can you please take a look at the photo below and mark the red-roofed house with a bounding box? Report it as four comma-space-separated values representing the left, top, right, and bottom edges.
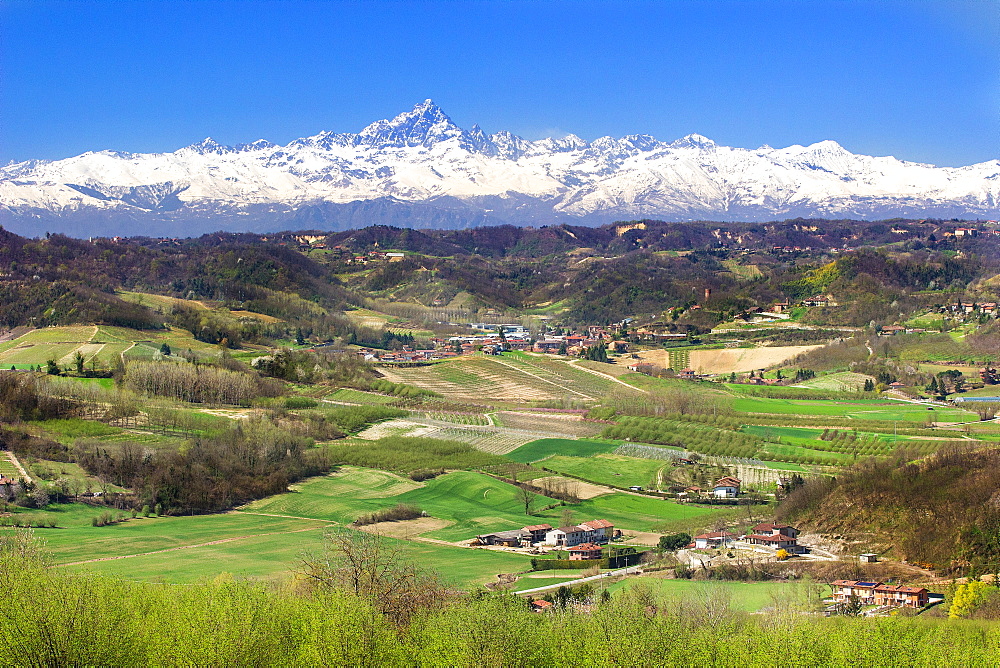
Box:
874, 584, 930, 608
578, 519, 615, 543
568, 543, 604, 560
531, 600, 554, 612
522, 524, 553, 543
830, 580, 880, 605
713, 476, 742, 498
831, 581, 932, 609
747, 522, 800, 551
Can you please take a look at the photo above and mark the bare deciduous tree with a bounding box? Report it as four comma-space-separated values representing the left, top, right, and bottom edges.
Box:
516, 484, 534, 516
299, 528, 449, 626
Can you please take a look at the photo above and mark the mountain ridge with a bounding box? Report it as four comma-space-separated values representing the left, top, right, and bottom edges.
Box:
2, 100, 998, 237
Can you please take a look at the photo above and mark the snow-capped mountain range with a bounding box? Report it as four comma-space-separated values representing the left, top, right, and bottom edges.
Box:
2, 99, 998, 237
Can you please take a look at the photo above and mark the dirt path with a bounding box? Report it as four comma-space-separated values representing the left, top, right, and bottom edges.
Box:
56, 523, 330, 567
3, 450, 31, 482
120, 342, 137, 364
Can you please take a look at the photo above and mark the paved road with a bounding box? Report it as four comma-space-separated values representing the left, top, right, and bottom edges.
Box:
514, 565, 642, 595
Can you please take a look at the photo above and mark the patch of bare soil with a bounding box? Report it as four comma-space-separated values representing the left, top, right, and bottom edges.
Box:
355, 517, 453, 539
638, 345, 824, 374
498, 412, 604, 437
531, 475, 612, 500
621, 531, 665, 546
198, 408, 257, 420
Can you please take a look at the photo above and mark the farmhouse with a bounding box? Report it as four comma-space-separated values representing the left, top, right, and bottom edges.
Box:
545, 526, 588, 547
802, 295, 829, 307
712, 476, 741, 498
544, 520, 615, 547
694, 531, 737, 549
531, 600, 554, 612
476, 529, 531, 547
523, 524, 553, 543
578, 519, 614, 542
568, 543, 604, 560
747, 522, 801, 551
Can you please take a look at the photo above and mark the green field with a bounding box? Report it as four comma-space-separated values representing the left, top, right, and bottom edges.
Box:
733, 396, 978, 423
506, 438, 619, 463
0, 324, 226, 369
60, 530, 533, 589
608, 577, 805, 612
796, 372, 874, 392
326, 388, 403, 405
244, 467, 732, 541
28, 418, 125, 443
0, 458, 20, 477
541, 454, 668, 489
2, 494, 532, 588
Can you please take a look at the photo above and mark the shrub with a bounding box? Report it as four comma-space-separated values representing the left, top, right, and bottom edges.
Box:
353, 503, 423, 527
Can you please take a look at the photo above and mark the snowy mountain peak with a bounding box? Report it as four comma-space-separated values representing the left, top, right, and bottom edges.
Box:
2, 100, 998, 237
185, 137, 233, 155
356, 99, 463, 148
669, 133, 717, 149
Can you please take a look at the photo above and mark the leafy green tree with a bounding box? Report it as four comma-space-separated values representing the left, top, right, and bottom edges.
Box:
838, 594, 863, 616
74, 351, 85, 374
658, 533, 692, 552
159, 342, 171, 356
45, 359, 60, 375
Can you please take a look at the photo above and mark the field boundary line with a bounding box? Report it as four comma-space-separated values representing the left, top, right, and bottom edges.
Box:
567, 360, 643, 392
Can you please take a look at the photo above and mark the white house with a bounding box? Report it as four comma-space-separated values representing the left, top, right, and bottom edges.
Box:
712, 476, 742, 498
544, 526, 588, 547
544, 519, 615, 547
693, 531, 737, 549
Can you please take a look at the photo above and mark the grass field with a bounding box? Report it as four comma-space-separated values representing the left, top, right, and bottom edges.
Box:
506, 438, 619, 464
0, 324, 225, 368
326, 388, 402, 405
61, 531, 533, 588
796, 372, 874, 392
28, 418, 125, 443
5, 495, 530, 588
608, 577, 804, 612
732, 396, 978, 423
541, 454, 668, 489
243, 467, 733, 541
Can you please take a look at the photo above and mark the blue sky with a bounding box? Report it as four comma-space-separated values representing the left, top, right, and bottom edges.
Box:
1, 0, 997, 166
